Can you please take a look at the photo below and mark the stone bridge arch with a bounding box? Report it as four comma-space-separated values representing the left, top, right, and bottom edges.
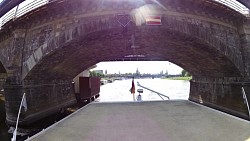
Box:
20, 2, 245, 81
0, 61, 7, 91
0, 61, 6, 74
23, 24, 242, 82
1, 0, 250, 125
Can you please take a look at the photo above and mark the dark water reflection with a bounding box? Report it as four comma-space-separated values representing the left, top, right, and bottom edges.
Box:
0, 95, 11, 141
0, 95, 75, 141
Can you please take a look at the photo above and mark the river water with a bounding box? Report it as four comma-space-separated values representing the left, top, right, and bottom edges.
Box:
0, 78, 190, 141
98, 78, 190, 102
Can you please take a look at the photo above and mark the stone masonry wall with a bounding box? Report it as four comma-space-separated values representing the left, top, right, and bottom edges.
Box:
189, 77, 250, 120
17, 0, 244, 80
239, 18, 250, 78
0, 0, 245, 80
4, 80, 76, 126
0, 0, 249, 125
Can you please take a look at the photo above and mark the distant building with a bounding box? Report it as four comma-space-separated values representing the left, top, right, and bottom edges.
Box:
136, 68, 140, 75
160, 70, 164, 75
165, 70, 168, 76
105, 70, 107, 74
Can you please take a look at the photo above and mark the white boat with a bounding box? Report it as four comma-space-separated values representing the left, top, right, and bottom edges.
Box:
100, 79, 108, 85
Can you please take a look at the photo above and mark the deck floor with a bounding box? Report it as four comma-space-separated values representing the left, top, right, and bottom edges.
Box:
27, 101, 250, 141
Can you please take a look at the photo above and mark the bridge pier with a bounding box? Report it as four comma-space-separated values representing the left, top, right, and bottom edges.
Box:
4, 79, 76, 126
189, 77, 250, 120
0, 73, 6, 91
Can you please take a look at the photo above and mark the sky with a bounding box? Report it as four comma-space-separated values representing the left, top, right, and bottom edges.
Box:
91, 61, 183, 75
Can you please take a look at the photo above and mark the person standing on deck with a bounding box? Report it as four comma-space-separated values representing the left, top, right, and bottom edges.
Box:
130, 77, 136, 101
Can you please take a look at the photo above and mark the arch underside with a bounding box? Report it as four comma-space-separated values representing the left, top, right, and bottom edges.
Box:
0, 61, 7, 90
24, 27, 242, 82
0, 61, 6, 74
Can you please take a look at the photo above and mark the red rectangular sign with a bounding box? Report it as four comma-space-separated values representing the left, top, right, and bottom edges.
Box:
146, 16, 161, 25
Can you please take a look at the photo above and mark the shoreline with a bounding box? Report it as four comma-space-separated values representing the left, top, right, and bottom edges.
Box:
163, 76, 192, 81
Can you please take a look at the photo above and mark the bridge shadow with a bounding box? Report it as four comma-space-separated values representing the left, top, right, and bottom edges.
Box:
0, 95, 11, 141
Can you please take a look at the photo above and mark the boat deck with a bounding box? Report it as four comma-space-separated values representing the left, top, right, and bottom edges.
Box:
27, 100, 250, 141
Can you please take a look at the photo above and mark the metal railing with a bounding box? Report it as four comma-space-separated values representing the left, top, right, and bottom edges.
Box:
0, 0, 250, 29
215, 0, 250, 14
241, 87, 250, 118
0, 0, 52, 29
137, 82, 170, 100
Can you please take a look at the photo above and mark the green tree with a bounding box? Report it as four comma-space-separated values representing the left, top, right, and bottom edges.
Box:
89, 71, 104, 78
89, 71, 96, 77
181, 69, 191, 77
186, 71, 191, 77
181, 70, 186, 77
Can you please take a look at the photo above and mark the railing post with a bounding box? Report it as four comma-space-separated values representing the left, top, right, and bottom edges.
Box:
13, 4, 19, 20
241, 87, 250, 118
11, 93, 27, 141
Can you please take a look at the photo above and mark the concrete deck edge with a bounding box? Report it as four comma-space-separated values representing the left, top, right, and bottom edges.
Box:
25, 103, 92, 141
189, 101, 250, 123
25, 100, 184, 140
25, 100, 250, 141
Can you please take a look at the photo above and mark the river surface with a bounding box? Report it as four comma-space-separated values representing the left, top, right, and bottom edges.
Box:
0, 78, 190, 141
98, 78, 190, 102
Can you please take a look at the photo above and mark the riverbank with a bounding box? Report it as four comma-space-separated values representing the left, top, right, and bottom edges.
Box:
164, 76, 192, 81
